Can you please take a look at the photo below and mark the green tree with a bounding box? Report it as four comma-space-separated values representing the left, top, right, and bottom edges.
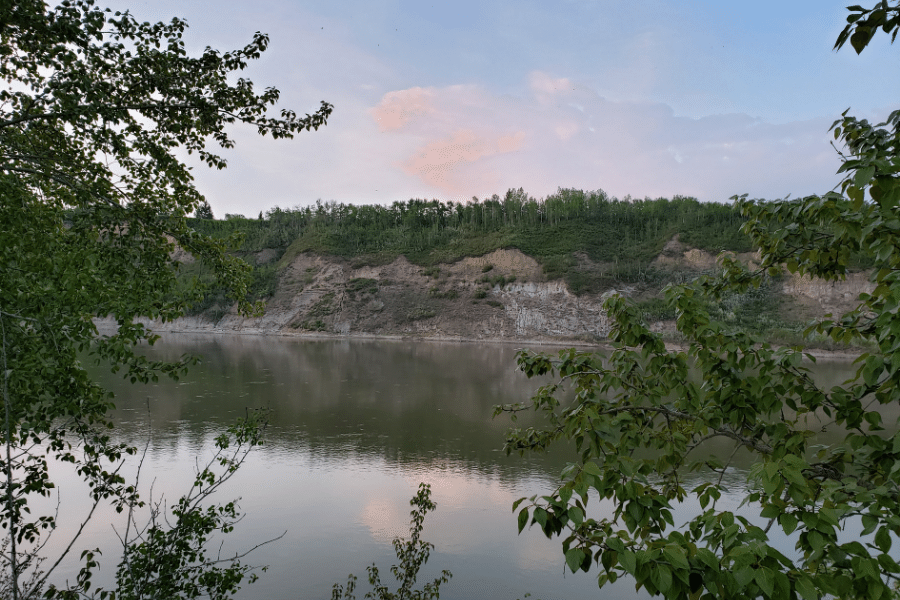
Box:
0, 1, 330, 597
195, 201, 215, 220
499, 5, 900, 600
331, 484, 452, 600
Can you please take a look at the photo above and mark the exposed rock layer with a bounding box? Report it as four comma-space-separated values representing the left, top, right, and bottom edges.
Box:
123, 246, 874, 343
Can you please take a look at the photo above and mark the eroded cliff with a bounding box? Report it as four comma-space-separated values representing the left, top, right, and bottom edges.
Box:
119, 242, 874, 344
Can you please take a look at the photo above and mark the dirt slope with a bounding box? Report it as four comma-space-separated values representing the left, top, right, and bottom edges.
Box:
124, 242, 874, 344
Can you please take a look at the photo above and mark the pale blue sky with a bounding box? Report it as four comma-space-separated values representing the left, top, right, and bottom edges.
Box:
117, 0, 898, 214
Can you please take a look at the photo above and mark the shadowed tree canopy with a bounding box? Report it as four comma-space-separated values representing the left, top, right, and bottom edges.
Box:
499, 3, 900, 600
195, 201, 215, 220
0, 1, 330, 598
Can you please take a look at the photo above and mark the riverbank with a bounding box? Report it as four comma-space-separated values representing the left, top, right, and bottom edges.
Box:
93, 316, 868, 361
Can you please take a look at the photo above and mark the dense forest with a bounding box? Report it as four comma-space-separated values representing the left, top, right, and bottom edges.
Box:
187, 188, 751, 297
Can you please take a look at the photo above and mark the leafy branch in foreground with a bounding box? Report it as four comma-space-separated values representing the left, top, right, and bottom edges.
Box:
49, 409, 275, 600
331, 483, 451, 600
1, 0, 329, 597
497, 3, 900, 599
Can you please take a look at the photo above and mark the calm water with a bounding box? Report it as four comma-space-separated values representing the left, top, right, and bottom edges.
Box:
43, 335, 860, 600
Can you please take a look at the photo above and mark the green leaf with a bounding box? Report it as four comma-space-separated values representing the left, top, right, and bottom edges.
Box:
569, 506, 584, 527
650, 564, 673, 593
851, 27, 874, 53
794, 576, 817, 600
695, 549, 719, 570
582, 461, 603, 477
807, 530, 824, 552
878, 552, 900, 573
605, 537, 626, 554
862, 514, 878, 535
663, 546, 689, 571
565, 548, 586, 573
875, 526, 892, 552
762, 473, 781, 495
517, 507, 529, 533
735, 566, 755, 587
755, 567, 775, 598
855, 165, 876, 188
619, 550, 637, 575
779, 512, 798, 534
868, 579, 886, 600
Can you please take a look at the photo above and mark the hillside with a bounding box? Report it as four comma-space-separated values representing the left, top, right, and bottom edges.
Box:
132, 189, 874, 347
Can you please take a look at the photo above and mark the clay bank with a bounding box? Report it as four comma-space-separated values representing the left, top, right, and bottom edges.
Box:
100, 244, 875, 347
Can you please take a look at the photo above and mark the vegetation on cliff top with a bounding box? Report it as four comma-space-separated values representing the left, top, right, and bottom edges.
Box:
182, 189, 876, 343
186, 188, 752, 295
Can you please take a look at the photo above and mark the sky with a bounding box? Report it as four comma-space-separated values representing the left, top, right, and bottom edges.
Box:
114, 0, 899, 216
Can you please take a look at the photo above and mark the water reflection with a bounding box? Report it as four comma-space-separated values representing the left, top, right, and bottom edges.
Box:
54, 335, 860, 600
70, 335, 607, 600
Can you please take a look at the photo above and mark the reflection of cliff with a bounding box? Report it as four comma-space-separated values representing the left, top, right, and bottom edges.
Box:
93, 335, 866, 500
91, 336, 566, 483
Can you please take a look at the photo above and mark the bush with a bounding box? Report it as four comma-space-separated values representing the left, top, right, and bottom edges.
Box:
331, 484, 451, 600
407, 306, 436, 321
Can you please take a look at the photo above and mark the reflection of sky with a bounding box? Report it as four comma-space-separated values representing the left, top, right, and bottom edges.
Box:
40, 438, 613, 600
38, 337, 878, 599
43, 437, 890, 600
51, 337, 618, 599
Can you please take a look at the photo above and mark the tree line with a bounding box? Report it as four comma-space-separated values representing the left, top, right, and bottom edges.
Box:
190, 188, 751, 266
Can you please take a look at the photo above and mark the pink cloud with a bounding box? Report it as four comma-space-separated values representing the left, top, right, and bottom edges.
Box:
529, 72, 575, 98
370, 87, 434, 132
496, 131, 526, 153
402, 129, 526, 194
358, 72, 847, 204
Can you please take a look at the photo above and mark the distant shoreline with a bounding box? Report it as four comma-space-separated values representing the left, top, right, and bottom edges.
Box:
93, 317, 866, 360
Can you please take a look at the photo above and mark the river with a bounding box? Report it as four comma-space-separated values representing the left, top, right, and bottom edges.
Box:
43, 334, 860, 600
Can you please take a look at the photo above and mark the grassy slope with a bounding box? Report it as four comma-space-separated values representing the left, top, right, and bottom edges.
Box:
181, 190, 865, 344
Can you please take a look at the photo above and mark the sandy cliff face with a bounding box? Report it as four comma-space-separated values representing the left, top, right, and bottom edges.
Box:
780, 271, 874, 316
128, 244, 873, 343
137, 249, 610, 343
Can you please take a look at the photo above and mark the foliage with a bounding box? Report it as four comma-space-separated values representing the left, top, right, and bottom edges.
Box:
0, 0, 329, 597
195, 202, 215, 220
497, 6, 900, 600
348, 278, 379, 293
406, 306, 436, 322
834, 1, 899, 53
49, 411, 273, 600
184, 191, 754, 316
200, 193, 747, 263
705, 274, 787, 335
272, 192, 751, 272
634, 296, 677, 322
331, 484, 452, 600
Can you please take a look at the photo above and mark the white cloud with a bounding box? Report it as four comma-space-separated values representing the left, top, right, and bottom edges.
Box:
187, 70, 848, 216
367, 71, 843, 203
